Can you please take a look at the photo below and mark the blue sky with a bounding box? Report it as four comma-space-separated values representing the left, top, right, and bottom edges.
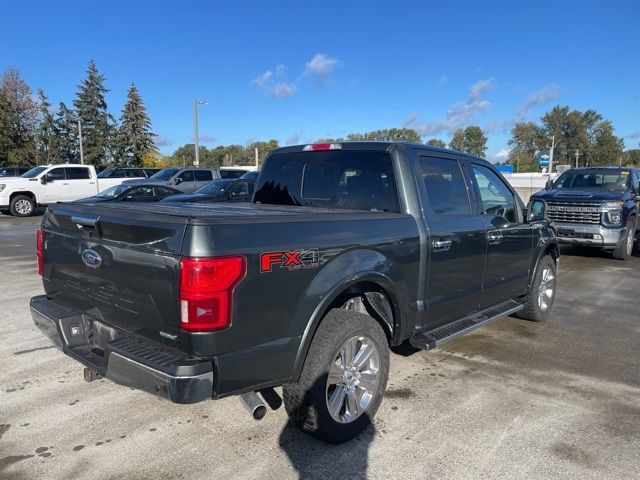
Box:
1, 0, 638, 160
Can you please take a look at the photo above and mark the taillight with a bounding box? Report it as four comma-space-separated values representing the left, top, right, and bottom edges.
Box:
179, 256, 246, 332
36, 228, 44, 277
303, 143, 342, 151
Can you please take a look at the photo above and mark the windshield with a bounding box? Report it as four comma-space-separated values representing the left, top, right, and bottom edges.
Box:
149, 168, 180, 181
97, 168, 115, 178
96, 184, 128, 198
554, 169, 630, 191
21, 166, 48, 178
195, 179, 234, 195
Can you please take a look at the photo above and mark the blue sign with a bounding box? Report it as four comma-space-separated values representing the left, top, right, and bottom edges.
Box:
496, 165, 514, 174
536, 151, 550, 167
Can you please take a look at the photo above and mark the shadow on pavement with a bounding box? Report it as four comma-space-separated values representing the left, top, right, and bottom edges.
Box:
278, 420, 374, 480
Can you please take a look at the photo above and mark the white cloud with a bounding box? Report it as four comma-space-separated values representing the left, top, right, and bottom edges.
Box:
496, 148, 510, 159
406, 77, 496, 136
304, 53, 343, 85
155, 134, 173, 147
286, 132, 302, 145
517, 83, 560, 118
192, 133, 215, 143
251, 67, 296, 99
627, 130, 640, 139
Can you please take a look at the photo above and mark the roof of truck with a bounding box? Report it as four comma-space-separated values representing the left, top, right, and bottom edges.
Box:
271, 141, 491, 164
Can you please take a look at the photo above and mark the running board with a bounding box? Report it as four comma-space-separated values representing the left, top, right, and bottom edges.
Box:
409, 300, 523, 351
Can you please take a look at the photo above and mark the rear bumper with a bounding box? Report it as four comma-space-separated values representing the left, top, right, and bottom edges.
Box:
555, 223, 626, 248
30, 295, 214, 404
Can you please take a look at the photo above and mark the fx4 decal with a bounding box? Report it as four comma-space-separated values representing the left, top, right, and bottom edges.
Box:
260, 249, 320, 272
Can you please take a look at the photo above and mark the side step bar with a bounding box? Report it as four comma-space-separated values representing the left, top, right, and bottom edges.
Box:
409, 300, 523, 351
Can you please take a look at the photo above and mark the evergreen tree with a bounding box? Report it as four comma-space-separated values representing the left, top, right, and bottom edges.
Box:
53, 102, 79, 163
0, 67, 38, 165
118, 83, 157, 166
73, 59, 115, 166
36, 89, 57, 164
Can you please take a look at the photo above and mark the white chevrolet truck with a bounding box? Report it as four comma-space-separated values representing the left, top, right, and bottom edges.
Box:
0, 164, 140, 217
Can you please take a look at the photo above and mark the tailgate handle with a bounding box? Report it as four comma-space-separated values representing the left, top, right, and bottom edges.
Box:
71, 215, 99, 229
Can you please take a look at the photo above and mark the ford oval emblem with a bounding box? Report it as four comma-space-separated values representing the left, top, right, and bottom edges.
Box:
81, 249, 102, 268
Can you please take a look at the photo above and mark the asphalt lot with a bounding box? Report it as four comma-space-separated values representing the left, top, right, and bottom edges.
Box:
1, 212, 639, 480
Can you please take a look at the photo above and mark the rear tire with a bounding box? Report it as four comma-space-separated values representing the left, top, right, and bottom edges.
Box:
9, 195, 36, 217
283, 308, 389, 444
612, 217, 636, 260
513, 255, 556, 322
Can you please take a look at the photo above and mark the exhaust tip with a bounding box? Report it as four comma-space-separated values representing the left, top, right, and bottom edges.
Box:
239, 391, 267, 421
253, 404, 267, 420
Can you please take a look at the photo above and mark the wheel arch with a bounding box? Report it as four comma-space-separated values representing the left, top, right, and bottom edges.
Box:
10, 190, 37, 203
527, 239, 559, 294
291, 257, 407, 382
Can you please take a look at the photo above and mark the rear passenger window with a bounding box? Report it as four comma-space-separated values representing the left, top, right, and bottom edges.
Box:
66, 167, 90, 180
419, 157, 471, 215
195, 170, 213, 181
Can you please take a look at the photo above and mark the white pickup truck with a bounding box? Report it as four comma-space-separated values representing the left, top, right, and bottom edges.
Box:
0, 164, 143, 217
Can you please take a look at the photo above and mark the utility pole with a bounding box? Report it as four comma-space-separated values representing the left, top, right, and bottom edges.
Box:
193, 99, 208, 166
78, 120, 84, 165
255, 147, 259, 168
548, 135, 555, 176
574, 149, 580, 168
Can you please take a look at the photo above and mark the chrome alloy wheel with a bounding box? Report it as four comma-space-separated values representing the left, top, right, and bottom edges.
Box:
626, 227, 634, 256
14, 199, 33, 215
537, 266, 555, 312
326, 335, 380, 424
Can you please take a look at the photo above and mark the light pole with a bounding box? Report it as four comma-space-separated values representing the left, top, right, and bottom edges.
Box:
548, 135, 555, 177
193, 99, 208, 166
78, 120, 84, 165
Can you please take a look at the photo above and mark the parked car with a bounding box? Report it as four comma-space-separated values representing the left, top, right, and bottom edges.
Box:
220, 166, 258, 179
0, 164, 135, 217
75, 184, 182, 203
97, 167, 160, 179
123, 167, 220, 193
0, 166, 30, 178
31, 142, 557, 443
161, 178, 255, 203
531, 166, 639, 260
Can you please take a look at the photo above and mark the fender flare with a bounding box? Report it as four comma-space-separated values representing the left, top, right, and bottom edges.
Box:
290, 249, 407, 381
527, 239, 559, 294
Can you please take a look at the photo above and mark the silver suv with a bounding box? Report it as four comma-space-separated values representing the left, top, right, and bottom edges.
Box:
123, 167, 220, 193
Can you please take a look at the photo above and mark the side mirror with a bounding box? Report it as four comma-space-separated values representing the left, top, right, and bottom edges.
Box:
40, 176, 49, 184
527, 199, 547, 222
544, 179, 553, 190
174, 177, 183, 185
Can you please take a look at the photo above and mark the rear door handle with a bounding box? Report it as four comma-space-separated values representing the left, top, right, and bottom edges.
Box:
432, 239, 452, 252
486, 231, 503, 244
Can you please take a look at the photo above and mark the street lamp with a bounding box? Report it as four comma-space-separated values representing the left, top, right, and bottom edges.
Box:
193, 99, 208, 166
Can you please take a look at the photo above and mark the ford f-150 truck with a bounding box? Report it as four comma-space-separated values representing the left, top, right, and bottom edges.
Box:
0, 164, 148, 217
531, 167, 639, 260
31, 142, 558, 443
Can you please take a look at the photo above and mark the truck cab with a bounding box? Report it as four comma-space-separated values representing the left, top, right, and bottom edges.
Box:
532, 167, 640, 259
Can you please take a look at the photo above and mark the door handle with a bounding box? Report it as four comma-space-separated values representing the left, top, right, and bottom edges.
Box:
486, 231, 503, 244
432, 239, 452, 252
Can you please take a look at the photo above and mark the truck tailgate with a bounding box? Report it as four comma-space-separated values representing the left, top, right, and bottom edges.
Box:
41, 204, 188, 344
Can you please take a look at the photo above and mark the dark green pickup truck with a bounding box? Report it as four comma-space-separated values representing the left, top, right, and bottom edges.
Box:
31, 142, 558, 443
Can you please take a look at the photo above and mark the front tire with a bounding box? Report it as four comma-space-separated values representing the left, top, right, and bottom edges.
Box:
283, 308, 389, 444
9, 195, 36, 217
612, 217, 636, 260
514, 255, 557, 322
